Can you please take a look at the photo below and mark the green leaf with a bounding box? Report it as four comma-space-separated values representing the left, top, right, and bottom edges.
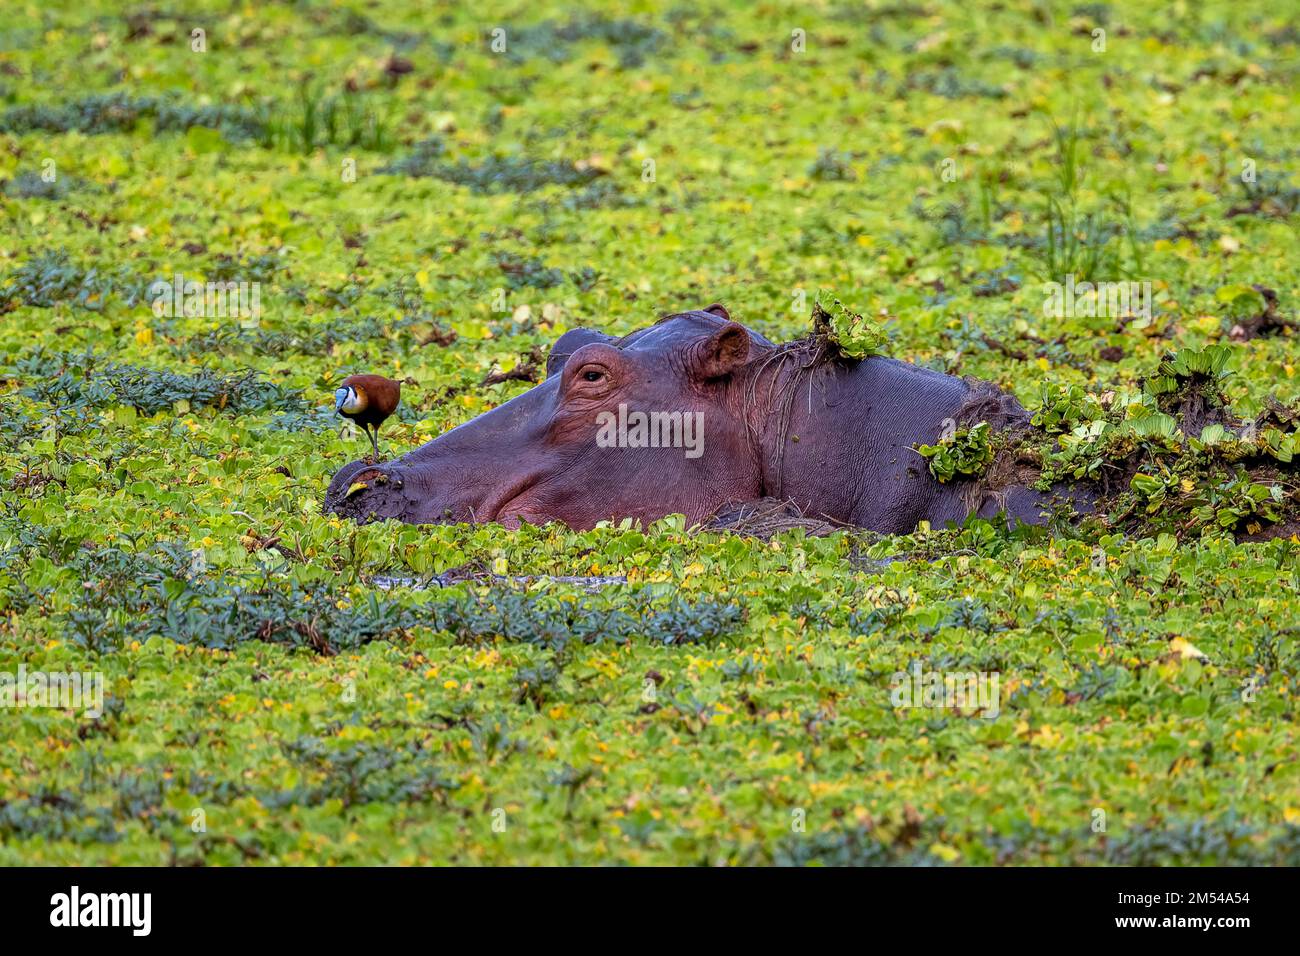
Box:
812, 292, 887, 359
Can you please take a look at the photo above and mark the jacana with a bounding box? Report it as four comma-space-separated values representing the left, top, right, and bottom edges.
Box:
334, 374, 401, 462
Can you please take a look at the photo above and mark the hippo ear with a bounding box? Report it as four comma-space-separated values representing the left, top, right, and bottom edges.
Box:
690, 321, 751, 380
548, 328, 617, 378
703, 303, 731, 320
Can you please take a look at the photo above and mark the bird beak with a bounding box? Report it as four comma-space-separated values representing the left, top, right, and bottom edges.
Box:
334, 387, 350, 412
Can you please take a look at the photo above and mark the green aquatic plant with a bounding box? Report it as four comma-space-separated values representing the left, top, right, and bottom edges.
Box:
813, 292, 887, 360
916, 422, 994, 483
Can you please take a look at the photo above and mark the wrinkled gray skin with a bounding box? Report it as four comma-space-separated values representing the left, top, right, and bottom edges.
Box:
325, 307, 1091, 532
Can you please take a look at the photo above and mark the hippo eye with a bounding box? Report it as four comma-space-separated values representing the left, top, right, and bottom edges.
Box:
570, 361, 614, 391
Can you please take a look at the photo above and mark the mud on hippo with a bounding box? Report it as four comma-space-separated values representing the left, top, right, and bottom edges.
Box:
325, 305, 1091, 533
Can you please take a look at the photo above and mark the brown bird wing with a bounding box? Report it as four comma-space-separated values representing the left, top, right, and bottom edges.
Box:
340, 374, 401, 426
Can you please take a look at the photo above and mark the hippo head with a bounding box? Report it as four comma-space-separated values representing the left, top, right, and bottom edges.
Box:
326, 306, 776, 529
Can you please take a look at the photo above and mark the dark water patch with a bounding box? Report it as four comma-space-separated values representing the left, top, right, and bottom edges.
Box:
0, 92, 263, 140
2, 171, 94, 200
749, 813, 1300, 866
25, 542, 743, 654
12, 348, 307, 416
493, 16, 667, 69
383, 149, 604, 194
0, 251, 120, 311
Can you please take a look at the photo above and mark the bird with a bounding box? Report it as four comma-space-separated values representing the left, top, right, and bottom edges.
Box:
334, 374, 401, 462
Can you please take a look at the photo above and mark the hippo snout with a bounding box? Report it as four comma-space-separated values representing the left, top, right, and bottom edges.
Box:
325, 460, 372, 502
324, 460, 411, 523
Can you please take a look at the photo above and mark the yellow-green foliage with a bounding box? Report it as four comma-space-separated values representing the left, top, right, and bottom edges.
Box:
0, 0, 1298, 865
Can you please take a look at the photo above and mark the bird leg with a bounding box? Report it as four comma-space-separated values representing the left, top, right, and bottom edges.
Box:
368, 424, 380, 463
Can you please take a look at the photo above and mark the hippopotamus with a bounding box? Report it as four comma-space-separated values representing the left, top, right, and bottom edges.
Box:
325, 305, 1090, 532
